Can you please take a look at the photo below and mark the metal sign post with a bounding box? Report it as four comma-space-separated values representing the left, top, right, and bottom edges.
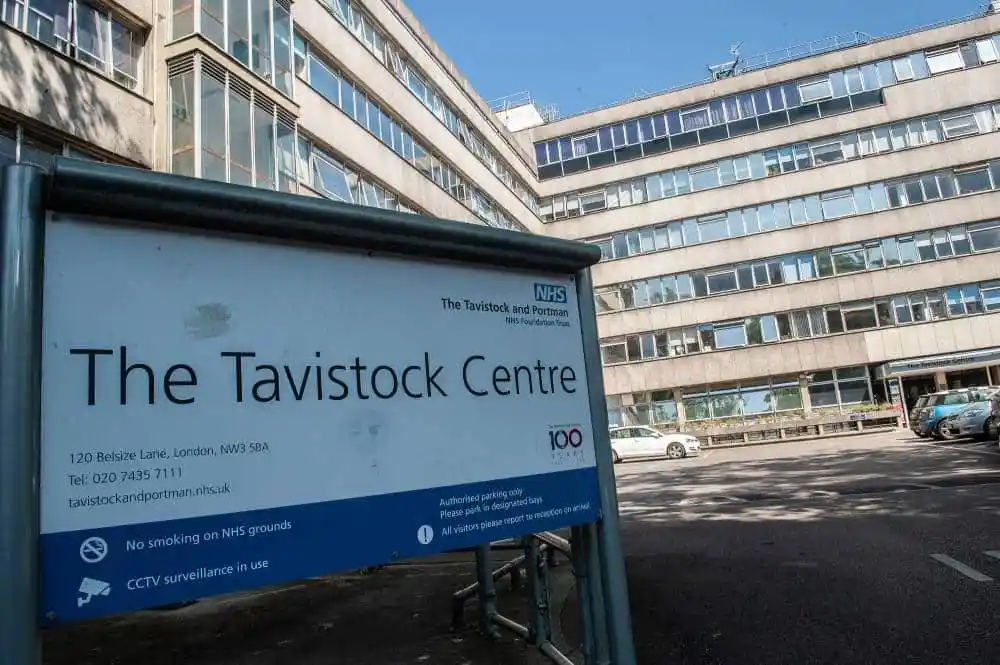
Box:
0, 159, 637, 664
0, 164, 46, 665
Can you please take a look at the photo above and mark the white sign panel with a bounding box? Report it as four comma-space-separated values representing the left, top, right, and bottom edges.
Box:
39, 215, 600, 622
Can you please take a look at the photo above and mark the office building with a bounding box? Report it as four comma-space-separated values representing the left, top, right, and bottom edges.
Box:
523, 8, 1000, 441
3, 0, 1000, 441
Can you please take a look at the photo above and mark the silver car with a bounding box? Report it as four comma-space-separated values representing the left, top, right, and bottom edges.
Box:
942, 400, 995, 439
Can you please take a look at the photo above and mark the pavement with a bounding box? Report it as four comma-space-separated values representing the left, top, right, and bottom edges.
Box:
43, 430, 1000, 664
42, 554, 556, 665
558, 430, 1000, 664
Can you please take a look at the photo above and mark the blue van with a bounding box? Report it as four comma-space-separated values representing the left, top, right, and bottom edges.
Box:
914, 389, 992, 439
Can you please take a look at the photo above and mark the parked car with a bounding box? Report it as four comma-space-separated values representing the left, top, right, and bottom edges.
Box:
940, 399, 995, 439
909, 395, 931, 437
608, 426, 700, 463
989, 391, 1000, 442
913, 389, 993, 439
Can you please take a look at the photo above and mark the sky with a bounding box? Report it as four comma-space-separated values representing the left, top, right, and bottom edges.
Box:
403, 0, 988, 118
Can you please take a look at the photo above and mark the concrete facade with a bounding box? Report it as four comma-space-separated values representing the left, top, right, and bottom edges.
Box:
3, 1, 1000, 432
521, 12, 1000, 431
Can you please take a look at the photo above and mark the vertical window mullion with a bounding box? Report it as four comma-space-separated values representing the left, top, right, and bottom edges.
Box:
104, 10, 113, 78
287, 5, 295, 97
195, 0, 201, 33
223, 72, 231, 182
222, 0, 229, 48
267, 0, 275, 83
270, 108, 279, 189
193, 55, 203, 178
245, 92, 258, 187
69, 0, 78, 57
246, 0, 253, 71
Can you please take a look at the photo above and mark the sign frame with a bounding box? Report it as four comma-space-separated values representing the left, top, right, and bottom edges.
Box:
0, 160, 636, 664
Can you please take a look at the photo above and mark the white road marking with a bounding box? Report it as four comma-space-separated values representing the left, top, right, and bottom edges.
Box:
984, 551, 1000, 561
930, 554, 993, 582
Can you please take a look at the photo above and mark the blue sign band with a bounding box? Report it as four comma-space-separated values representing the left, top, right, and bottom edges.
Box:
41, 467, 599, 623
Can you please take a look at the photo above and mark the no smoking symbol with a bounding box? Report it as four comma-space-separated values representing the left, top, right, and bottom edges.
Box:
80, 537, 108, 564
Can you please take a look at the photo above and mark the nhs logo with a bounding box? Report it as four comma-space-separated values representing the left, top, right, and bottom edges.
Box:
534, 283, 567, 304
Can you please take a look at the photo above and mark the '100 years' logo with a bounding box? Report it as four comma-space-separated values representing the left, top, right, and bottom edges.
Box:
548, 426, 584, 450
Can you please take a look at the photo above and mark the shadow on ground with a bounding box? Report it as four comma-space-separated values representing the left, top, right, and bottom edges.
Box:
42, 561, 551, 665
615, 436, 1000, 524
562, 435, 1000, 665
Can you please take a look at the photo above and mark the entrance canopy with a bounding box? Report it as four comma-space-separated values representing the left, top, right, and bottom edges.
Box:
874, 347, 1000, 380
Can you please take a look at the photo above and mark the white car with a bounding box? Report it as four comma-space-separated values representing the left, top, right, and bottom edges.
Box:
609, 426, 701, 463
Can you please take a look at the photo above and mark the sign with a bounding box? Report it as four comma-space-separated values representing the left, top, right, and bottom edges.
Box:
874, 347, 1000, 378
39, 215, 601, 622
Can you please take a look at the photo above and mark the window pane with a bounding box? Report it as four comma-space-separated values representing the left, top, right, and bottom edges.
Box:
227, 0, 251, 65
865, 242, 884, 269
253, 103, 275, 189
811, 141, 844, 165
838, 380, 871, 404
821, 191, 855, 219
172, 0, 195, 37
926, 48, 964, 74
843, 306, 877, 330
707, 270, 738, 293
799, 78, 832, 102
832, 246, 865, 274
897, 236, 919, 263
826, 308, 844, 333
250, 0, 273, 78
602, 344, 627, 364
955, 167, 992, 194
690, 165, 720, 191
169, 70, 196, 177
715, 324, 748, 349
75, 6, 109, 71
272, 4, 293, 95
312, 154, 352, 201
969, 221, 1000, 250
950, 227, 971, 255
200, 73, 227, 181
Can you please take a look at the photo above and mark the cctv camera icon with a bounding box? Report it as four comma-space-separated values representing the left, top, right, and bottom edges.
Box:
78, 577, 111, 607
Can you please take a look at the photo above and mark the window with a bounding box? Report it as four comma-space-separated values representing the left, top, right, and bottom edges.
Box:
978, 38, 999, 63
842, 303, 878, 330
893, 57, 914, 80
811, 141, 844, 165
925, 47, 965, 74
572, 134, 599, 157
969, 220, 1000, 251
690, 164, 720, 191
955, 165, 992, 194
706, 269, 738, 294
680, 106, 710, 131
940, 113, 979, 138
714, 323, 748, 349
820, 190, 855, 219
697, 214, 729, 242
601, 340, 627, 365
983, 281, 1000, 311
798, 78, 833, 102
8, 0, 143, 90
831, 245, 865, 274
580, 190, 606, 213
169, 68, 195, 176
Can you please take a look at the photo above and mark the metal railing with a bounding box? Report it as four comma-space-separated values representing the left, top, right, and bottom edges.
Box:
452, 529, 603, 665
552, 8, 993, 123
738, 32, 872, 72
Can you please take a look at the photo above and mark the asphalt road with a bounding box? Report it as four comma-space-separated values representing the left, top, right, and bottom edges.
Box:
609, 431, 1000, 665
